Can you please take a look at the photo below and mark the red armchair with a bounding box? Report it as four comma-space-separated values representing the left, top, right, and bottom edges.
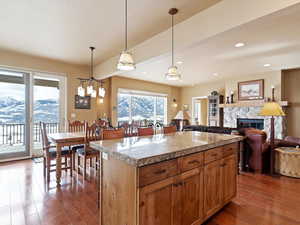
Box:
240, 127, 300, 174
240, 128, 270, 173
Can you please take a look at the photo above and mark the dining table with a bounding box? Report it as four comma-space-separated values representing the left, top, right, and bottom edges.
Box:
48, 132, 85, 186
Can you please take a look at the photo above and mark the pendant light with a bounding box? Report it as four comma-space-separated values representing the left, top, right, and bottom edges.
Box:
77, 81, 85, 97
117, 0, 136, 71
77, 47, 106, 100
165, 8, 181, 81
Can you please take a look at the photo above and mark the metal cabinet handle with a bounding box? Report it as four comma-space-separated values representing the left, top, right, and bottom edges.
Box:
188, 160, 199, 164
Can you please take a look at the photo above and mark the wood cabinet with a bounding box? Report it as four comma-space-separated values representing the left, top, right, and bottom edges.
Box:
101, 142, 238, 225
178, 168, 204, 225
139, 177, 175, 225
204, 151, 237, 219
140, 168, 203, 225
222, 155, 237, 203
204, 160, 223, 218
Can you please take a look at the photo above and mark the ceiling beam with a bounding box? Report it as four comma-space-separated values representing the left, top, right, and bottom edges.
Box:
94, 0, 300, 78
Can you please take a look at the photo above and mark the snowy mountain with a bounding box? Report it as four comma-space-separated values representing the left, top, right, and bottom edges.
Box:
0, 97, 59, 124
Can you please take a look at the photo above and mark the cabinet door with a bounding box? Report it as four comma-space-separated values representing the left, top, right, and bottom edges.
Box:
179, 168, 204, 225
222, 154, 237, 203
139, 177, 176, 225
204, 160, 222, 218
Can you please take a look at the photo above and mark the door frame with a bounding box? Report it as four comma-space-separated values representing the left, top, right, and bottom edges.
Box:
0, 68, 31, 161
191, 96, 208, 125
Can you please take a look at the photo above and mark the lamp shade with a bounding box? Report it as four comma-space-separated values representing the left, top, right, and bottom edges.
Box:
174, 110, 191, 120
165, 66, 181, 81
117, 51, 136, 71
259, 102, 285, 116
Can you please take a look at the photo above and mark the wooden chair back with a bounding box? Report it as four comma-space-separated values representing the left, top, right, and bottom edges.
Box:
68, 120, 86, 133
163, 126, 177, 134
138, 127, 154, 137
103, 128, 125, 140
39, 122, 50, 152
85, 123, 102, 146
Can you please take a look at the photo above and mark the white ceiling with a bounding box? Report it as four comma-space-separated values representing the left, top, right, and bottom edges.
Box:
0, 0, 221, 65
123, 4, 300, 86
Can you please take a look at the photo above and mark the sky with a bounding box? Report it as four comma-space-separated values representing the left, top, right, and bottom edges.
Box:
0, 82, 59, 101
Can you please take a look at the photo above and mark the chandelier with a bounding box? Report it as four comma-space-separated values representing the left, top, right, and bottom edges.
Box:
77, 47, 105, 101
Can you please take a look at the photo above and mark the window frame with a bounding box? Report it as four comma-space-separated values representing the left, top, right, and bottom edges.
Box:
117, 89, 167, 125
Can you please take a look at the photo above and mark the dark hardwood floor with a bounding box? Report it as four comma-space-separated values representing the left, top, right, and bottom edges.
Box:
0, 159, 299, 225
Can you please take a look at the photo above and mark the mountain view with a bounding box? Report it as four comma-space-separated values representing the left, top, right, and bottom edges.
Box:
0, 96, 59, 124
118, 94, 165, 122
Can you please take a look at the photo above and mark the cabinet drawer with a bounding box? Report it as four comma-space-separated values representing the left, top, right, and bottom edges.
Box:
138, 159, 178, 187
223, 143, 238, 157
180, 152, 204, 172
204, 148, 223, 164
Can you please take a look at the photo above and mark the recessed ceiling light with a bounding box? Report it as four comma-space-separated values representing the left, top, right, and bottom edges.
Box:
264, 64, 271, 67
235, 42, 245, 48
213, 73, 219, 76
177, 61, 183, 64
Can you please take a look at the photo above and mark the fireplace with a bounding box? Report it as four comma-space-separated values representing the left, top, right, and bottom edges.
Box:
237, 118, 264, 130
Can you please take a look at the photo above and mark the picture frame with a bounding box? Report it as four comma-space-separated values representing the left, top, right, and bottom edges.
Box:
238, 79, 264, 101
75, 95, 91, 109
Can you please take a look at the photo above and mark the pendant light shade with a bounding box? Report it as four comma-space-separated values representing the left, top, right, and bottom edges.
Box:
91, 89, 97, 98
87, 84, 94, 95
99, 86, 106, 98
78, 85, 85, 97
165, 8, 181, 81
117, 51, 135, 71
117, 0, 135, 71
165, 66, 181, 80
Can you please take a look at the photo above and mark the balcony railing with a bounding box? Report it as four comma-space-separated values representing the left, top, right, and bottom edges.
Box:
0, 122, 59, 146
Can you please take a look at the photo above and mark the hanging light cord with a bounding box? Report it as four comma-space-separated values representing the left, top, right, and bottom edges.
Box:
171, 13, 174, 66
90, 47, 94, 79
125, 0, 128, 51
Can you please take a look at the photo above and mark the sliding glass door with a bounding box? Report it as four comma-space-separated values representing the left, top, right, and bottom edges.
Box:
0, 69, 30, 160
0, 68, 66, 161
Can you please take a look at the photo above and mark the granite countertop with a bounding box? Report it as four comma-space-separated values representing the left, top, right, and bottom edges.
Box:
90, 131, 244, 167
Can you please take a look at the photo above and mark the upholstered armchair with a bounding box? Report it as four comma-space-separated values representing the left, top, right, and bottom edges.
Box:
240, 128, 270, 173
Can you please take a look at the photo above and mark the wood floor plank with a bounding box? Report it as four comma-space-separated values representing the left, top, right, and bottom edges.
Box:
1, 160, 300, 225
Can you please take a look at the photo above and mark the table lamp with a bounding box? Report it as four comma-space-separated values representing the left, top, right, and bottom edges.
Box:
174, 110, 191, 131
259, 88, 285, 175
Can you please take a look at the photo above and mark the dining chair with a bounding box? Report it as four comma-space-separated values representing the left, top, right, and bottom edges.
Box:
76, 123, 102, 179
68, 120, 86, 132
68, 120, 87, 170
138, 127, 154, 136
163, 125, 177, 134
40, 122, 73, 182
103, 128, 125, 140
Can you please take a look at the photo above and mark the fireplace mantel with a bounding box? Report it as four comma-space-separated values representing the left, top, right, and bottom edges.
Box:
220, 101, 288, 108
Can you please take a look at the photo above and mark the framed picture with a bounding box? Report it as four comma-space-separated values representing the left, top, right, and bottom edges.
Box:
75, 95, 91, 109
238, 79, 264, 101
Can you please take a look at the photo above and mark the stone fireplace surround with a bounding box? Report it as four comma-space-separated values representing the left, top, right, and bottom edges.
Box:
224, 106, 285, 139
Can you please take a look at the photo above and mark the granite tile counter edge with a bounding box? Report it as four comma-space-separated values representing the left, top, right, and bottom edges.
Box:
90, 136, 244, 167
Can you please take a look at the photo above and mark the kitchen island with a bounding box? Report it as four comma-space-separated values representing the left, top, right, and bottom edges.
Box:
91, 131, 243, 225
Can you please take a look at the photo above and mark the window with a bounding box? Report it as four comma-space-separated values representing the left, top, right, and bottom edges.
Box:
118, 89, 167, 125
